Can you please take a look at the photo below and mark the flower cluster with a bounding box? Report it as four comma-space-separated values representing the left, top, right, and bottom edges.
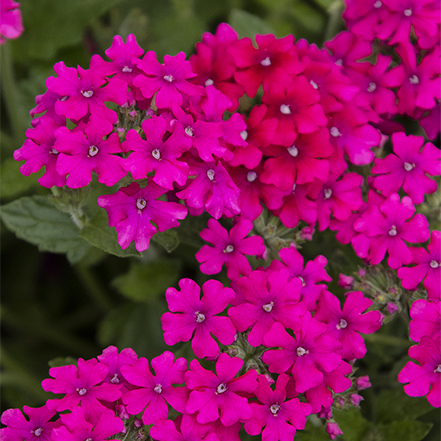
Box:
0, 0, 23, 44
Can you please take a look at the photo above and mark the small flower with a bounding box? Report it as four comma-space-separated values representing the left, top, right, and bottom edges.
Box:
0, 0, 23, 44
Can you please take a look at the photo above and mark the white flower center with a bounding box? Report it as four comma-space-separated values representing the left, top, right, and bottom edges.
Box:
110, 373, 120, 384
310, 79, 319, 90
409, 75, 419, 84
240, 130, 248, 141
270, 404, 280, 415
262, 302, 274, 313
88, 145, 99, 157
292, 183, 297, 193
77, 387, 87, 396
136, 197, 147, 210
367, 82, 377, 92
205, 78, 214, 86
195, 311, 206, 323
154, 384, 163, 394
81, 90, 93, 98
374, 0, 382, 8
185, 126, 194, 137
280, 104, 291, 115
296, 346, 309, 357
224, 244, 234, 253
261, 56, 271, 66
207, 169, 215, 181
152, 148, 161, 160
122, 66, 132, 73
435, 364, 441, 373
216, 383, 228, 394
298, 276, 305, 286
50, 148, 59, 155
337, 318, 348, 329
288, 145, 299, 157
404, 162, 415, 171
330, 126, 341, 137
163, 74, 174, 82
33, 428, 43, 437
335, 59, 343, 66
324, 188, 332, 199
388, 225, 397, 236
404, 8, 412, 16
430, 260, 439, 269
247, 171, 257, 182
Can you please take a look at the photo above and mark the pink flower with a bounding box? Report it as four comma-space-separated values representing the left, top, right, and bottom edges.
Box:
133, 51, 202, 108
338, 274, 354, 290
41, 358, 122, 412
0, 0, 23, 43
97, 181, 187, 252
397, 230, 441, 300
325, 31, 372, 68
326, 421, 344, 440
408, 299, 441, 343
161, 278, 236, 359
228, 268, 306, 347
121, 352, 188, 424
262, 314, 343, 393
353, 193, 430, 269
244, 373, 311, 441
398, 334, 441, 407
355, 375, 372, 390
196, 217, 265, 280
185, 353, 258, 426
0, 405, 58, 441
371, 132, 441, 205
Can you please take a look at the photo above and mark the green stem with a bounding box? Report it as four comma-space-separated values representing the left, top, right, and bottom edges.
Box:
74, 264, 113, 312
364, 333, 413, 348
324, 0, 344, 42
1, 42, 26, 149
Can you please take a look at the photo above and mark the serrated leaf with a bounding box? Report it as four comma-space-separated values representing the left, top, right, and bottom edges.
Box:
333, 408, 371, 441
377, 420, 433, 441
228, 9, 275, 40
80, 210, 141, 258
376, 389, 434, 424
0, 195, 91, 262
112, 259, 180, 302
152, 229, 180, 253
1, 157, 43, 199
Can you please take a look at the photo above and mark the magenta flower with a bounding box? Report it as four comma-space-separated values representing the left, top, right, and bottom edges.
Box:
51, 406, 124, 441
176, 160, 240, 219
326, 421, 344, 440
150, 415, 218, 441
397, 230, 441, 300
185, 353, 258, 426
372, 132, 441, 204
0, 405, 58, 441
97, 181, 187, 252
353, 193, 430, 269
196, 217, 265, 281
133, 51, 202, 108
314, 290, 383, 360
228, 268, 306, 347
122, 116, 191, 190
408, 299, 441, 343
0, 0, 23, 43
55, 115, 126, 188
46, 62, 127, 122
29, 89, 66, 127
262, 314, 343, 393
398, 334, 441, 408
325, 31, 372, 68
161, 278, 236, 359
244, 373, 311, 441
121, 352, 188, 425
13, 116, 67, 188
41, 357, 122, 412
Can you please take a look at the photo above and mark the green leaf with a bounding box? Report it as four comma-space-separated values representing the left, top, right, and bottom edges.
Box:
12, 0, 122, 61
296, 419, 330, 441
376, 389, 435, 424
112, 259, 181, 302
0, 158, 43, 199
152, 229, 180, 253
48, 356, 78, 367
377, 420, 433, 441
228, 9, 275, 40
0, 195, 91, 263
333, 408, 371, 441
80, 210, 141, 258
